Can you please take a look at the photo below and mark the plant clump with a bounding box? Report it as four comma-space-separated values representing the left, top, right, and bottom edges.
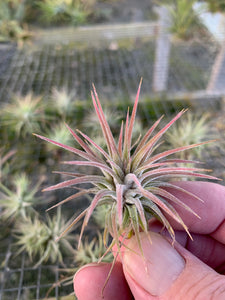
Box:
74, 232, 113, 266
0, 93, 47, 138
49, 87, 77, 120
164, 112, 211, 160
0, 173, 42, 222
34, 80, 217, 259
14, 209, 75, 266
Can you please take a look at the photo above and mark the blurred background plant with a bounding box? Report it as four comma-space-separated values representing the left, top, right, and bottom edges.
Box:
0, 173, 42, 222
74, 231, 113, 266
0, 0, 32, 43
0, 92, 48, 138
44, 121, 75, 152
164, 111, 211, 160
159, 0, 205, 40
49, 87, 77, 120
14, 208, 75, 266
36, 0, 95, 26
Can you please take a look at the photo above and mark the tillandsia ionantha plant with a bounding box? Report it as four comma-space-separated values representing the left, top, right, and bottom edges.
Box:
0, 92, 47, 138
164, 112, 211, 160
74, 232, 113, 266
34, 80, 218, 269
0, 173, 42, 222
50, 87, 77, 120
14, 208, 75, 266
44, 121, 74, 153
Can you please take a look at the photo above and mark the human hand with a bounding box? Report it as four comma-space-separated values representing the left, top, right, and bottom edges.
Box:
73, 181, 225, 300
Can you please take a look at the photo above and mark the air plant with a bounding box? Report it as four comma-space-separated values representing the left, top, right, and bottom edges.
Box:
0, 173, 41, 222
44, 122, 74, 152
50, 87, 76, 119
0, 93, 47, 138
14, 209, 75, 266
34, 80, 217, 263
45, 232, 113, 297
74, 232, 113, 266
164, 112, 211, 160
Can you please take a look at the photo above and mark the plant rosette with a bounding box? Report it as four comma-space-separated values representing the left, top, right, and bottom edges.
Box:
34, 79, 218, 269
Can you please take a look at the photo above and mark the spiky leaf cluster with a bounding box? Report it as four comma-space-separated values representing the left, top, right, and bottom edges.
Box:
34, 81, 217, 253
0, 173, 41, 222
74, 232, 113, 267
0, 93, 47, 137
14, 209, 75, 266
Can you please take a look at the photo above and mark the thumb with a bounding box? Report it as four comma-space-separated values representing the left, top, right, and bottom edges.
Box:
123, 232, 225, 300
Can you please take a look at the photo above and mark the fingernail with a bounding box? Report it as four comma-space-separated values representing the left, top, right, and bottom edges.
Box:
123, 232, 185, 296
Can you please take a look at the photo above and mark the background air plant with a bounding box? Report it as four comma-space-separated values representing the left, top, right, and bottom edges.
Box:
74, 231, 113, 266
14, 209, 75, 266
164, 112, 211, 160
50, 87, 77, 120
0, 93, 47, 138
0, 173, 41, 222
44, 122, 75, 153
34, 80, 217, 261
45, 232, 113, 297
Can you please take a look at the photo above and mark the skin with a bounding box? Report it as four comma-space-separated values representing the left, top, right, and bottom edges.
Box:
74, 181, 225, 300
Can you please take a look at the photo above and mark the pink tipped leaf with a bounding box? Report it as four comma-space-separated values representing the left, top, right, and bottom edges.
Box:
91, 87, 121, 164
118, 121, 124, 156
132, 110, 187, 169
127, 78, 142, 148
146, 140, 217, 166
65, 124, 98, 159
140, 166, 213, 181
33, 133, 97, 163
77, 129, 124, 179
43, 175, 107, 192
149, 187, 200, 218
61, 160, 118, 180
46, 188, 96, 211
